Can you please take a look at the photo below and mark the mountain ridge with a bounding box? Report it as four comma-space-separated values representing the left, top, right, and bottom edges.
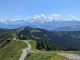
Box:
1, 26, 80, 50
0, 21, 80, 31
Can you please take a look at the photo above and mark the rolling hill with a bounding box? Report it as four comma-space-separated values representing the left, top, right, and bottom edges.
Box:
0, 26, 80, 60
0, 26, 80, 50
16, 27, 80, 50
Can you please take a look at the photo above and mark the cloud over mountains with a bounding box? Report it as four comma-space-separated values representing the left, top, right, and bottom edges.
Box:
0, 13, 80, 24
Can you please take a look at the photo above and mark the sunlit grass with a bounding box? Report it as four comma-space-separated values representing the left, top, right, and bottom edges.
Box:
26, 50, 70, 60
0, 41, 27, 60
27, 40, 36, 50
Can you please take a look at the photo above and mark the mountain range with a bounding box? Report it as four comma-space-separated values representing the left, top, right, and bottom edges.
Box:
0, 21, 80, 31
0, 26, 80, 50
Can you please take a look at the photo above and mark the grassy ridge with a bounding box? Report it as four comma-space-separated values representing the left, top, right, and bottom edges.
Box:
0, 39, 72, 60
26, 40, 70, 60
27, 40, 36, 49
58, 51, 80, 55
26, 51, 70, 60
26, 51, 54, 60
50, 53, 70, 60
71, 51, 80, 55
0, 41, 27, 60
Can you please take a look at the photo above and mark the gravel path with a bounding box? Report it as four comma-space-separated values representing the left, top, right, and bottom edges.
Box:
57, 53, 80, 60
19, 40, 31, 60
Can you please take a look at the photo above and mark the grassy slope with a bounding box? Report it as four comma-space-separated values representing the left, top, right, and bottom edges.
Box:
59, 51, 80, 55
26, 50, 70, 60
50, 53, 70, 60
27, 40, 36, 50
71, 51, 80, 55
27, 51, 54, 60
68, 51, 80, 55
26, 40, 70, 60
0, 41, 27, 60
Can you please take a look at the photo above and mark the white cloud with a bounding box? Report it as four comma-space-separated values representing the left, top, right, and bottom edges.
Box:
27, 13, 79, 23
27, 13, 62, 23
48, 14, 62, 21
0, 19, 8, 24
64, 15, 79, 21
66, 15, 75, 20
0, 13, 80, 24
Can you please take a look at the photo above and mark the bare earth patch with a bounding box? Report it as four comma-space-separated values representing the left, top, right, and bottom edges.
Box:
57, 53, 80, 60
19, 40, 31, 60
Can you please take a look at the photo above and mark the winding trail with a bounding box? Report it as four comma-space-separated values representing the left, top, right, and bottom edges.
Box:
19, 40, 31, 60
57, 53, 80, 60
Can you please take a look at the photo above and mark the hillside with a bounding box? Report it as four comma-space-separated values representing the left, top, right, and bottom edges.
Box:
24, 40, 70, 60
26, 51, 70, 60
0, 41, 27, 60
16, 27, 80, 50
1, 27, 80, 50
0, 27, 80, 60
0, 28, 10, 36
0, 32, 71, 60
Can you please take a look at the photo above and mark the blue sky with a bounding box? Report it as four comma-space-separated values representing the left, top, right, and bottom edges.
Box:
0, 0, 80, 18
